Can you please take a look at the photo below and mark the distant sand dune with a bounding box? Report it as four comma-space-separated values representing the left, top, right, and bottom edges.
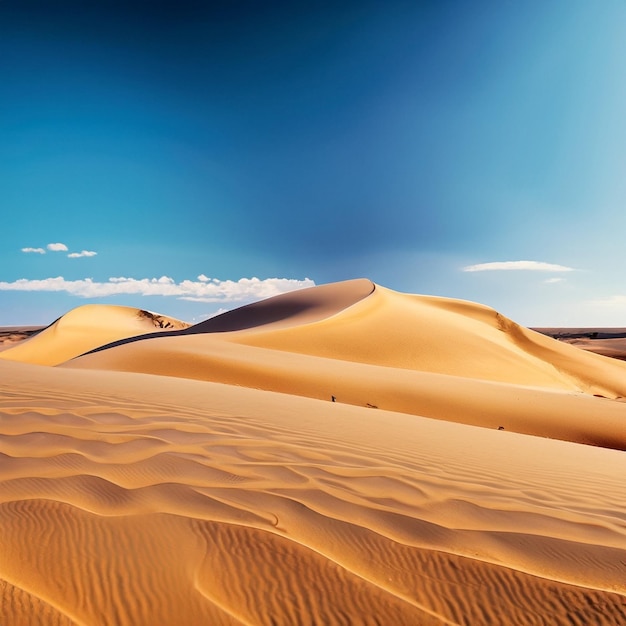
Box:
558, 337, 626, 361
2, 280, 626, 624
0, 305, 189, 366
0, 326, 44, 353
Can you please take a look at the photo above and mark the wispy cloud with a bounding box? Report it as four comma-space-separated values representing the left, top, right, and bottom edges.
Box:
21, 247, 46, 254
544, 277, 565, 284
68, 250, 97, 258
462, 261, 576, 273
47, 242, 68, 252
0, 275, 315, 301
588, 295, 626, 308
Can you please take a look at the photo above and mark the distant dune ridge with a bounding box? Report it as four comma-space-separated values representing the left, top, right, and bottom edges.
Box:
1, 279, 626, 624
534, 327, 626, 361
0, 304, 189, 366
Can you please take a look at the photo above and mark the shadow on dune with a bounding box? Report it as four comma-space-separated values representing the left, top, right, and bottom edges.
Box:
191, 300, 330, 334
75, 279, 375, 360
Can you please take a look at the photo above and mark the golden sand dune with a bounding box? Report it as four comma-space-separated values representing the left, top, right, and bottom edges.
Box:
2, 280, 626, 624
228, 284, 626, 393
0, 304, 189, 366
64, 281, 626, 450
1, 359, 625, 624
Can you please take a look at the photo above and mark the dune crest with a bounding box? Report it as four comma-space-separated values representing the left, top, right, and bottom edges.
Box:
189, 277, 375, 333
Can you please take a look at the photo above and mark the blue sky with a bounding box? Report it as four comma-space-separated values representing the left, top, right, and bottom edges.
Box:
2, 1, 626, 326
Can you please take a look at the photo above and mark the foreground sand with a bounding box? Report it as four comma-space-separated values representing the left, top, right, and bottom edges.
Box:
1, 280, 626, 624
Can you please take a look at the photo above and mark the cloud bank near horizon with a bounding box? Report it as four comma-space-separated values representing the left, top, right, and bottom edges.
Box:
462, 261, 576, 273
0, 275, 315, 302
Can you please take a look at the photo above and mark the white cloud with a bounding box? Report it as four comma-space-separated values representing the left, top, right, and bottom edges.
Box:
0, 275, 316, 301
21, 247, 46, 254
544, 277, 565, 284
588, 295, 626, 308
462, 261, 576, 273
47, 243, 68, 252
197, 274, 210, 282
67, 250, 97, 258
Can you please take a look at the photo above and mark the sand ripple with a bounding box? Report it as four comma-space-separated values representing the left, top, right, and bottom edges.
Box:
1, 361, 626, 624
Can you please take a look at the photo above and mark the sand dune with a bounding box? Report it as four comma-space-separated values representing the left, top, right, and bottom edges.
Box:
63, 281, 626, 450
2, 279, 626, 624
0, 304, 189, 366
71, 281, 626, 395
189, 277, 375, 333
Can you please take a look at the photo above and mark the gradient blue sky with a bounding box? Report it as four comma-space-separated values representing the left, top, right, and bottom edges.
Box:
2, 1, 626, 326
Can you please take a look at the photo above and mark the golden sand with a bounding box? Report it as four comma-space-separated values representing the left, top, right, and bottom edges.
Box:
1, 280, 625, 624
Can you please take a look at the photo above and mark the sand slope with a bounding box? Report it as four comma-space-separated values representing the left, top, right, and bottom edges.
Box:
64, 281, 626, 450
0, 304, 189, 366
1, 359, 626, 625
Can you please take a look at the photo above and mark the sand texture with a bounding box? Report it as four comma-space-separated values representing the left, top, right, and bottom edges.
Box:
1, 280, 626, 624
534, 328, 626, 362
0, 326, 44, 352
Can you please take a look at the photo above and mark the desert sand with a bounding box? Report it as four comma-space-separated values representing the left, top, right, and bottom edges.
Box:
535, 327, 626, 361
0, 325, 44, 353
1, 279, 625, 625
0, 305, 189, 366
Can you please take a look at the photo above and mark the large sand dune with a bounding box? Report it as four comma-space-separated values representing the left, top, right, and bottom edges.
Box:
58, 280, 626, 450
1, 279, 626, 624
